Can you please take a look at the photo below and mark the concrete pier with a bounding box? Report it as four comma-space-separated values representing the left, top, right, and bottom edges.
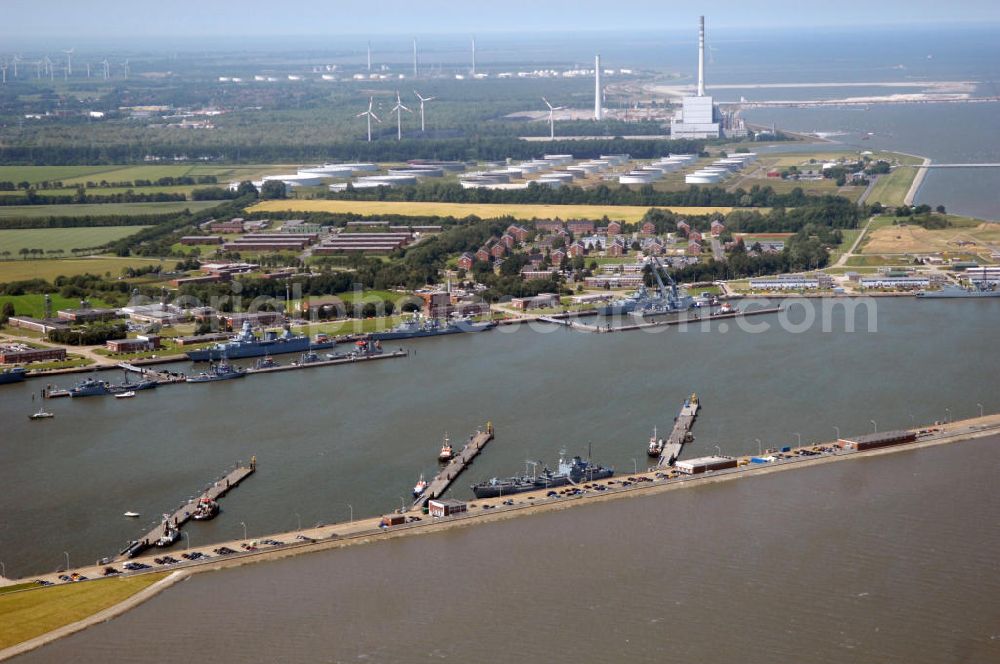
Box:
411, 423, 495, 511
121, 460, 256, 561
659, 396, 700, 466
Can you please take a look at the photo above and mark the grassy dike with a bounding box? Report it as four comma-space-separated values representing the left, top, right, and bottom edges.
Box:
0, 573, 169, 656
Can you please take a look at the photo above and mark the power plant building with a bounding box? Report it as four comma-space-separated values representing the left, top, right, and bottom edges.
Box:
670, 16, 721, 140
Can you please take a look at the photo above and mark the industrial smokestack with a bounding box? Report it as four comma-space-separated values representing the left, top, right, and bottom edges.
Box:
697, 16, 706, 97
471, 36, 477, 76
594, 54, 603, 121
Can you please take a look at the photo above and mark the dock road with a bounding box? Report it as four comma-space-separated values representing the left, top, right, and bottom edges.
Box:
411, 423, 495, 511
659, 396, 700, 466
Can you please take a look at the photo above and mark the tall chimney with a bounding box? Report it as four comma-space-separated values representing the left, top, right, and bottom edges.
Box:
697, 16, 706, 97
471, 36, 477, 75
594, 54, 603, 121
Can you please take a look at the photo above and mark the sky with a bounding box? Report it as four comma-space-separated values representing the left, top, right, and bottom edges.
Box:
2, 0, 999, 41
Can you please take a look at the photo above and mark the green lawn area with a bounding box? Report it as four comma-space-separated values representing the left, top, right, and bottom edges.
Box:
828, 229, 862, 263
845, 255, 917, 267
866, 168, 918, 207
0, 257, 170, 283
293, 315, 405, 336
0, 201, 220, 220
0, 293, 113, 318
0, 227, 151, 256
0, 574, 165, 651
0, 166, 126, 185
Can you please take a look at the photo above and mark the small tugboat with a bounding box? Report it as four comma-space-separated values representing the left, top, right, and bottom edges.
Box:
412, 475, 428, 499
155, 526, 180, 547
647, 427, 663, 458
192, 497, 220, 521
123, 511, 140, 518
438, 434, 454, 462
28, 408, 54, 420
114, 390, 136, 399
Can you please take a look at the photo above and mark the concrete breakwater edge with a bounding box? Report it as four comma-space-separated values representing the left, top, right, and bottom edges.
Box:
2, 413, 998, 659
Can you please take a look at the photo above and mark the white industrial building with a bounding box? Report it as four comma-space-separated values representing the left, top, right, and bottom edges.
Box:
670, 17, 721, 140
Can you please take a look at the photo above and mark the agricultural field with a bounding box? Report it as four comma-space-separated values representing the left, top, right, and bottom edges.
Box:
0, 293, 113, 318
0, 257, 171, 283
250, 200, 739, 223
0, 227, 151, 255
0, 164, 303, 187
861, 219, 1000, 256
0, 201, 220, 220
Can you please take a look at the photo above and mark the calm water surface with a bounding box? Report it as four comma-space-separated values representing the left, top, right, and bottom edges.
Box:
1, 298, 998, 577
16, 434, 1000, 664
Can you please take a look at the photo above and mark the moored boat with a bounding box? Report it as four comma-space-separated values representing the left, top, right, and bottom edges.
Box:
412, 475, 428, 498
28, 408, 54, 420
115, 391, 136, 399
186, 320, 334, 361
0, 367, 27, 385
647, 428, 663, 458
438, 434, 454, 462
471, 453, 614, 499
192, 497, 220, 521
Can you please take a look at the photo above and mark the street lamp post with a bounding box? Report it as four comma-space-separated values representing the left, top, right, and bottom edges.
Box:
793, 432, 802, 448
833, 426, 840, 440
945, 408, 951, 424
63, 551, 70, 571
714, 444, 722, 457
182, 532, 190, 551
755, 438, 762, 455
977, 403, 984, 418
399, 496, 406, 513
0, 561, 5, 578
870, 419, 878, 433
347, 503, 353, 524
240, 521, 247, 541
631, 458, 637, 474
295, 513, 302, 531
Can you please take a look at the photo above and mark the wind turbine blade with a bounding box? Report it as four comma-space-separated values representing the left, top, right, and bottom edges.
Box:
371, 113, 381, 123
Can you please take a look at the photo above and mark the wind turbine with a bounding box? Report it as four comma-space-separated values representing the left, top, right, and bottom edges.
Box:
1, 62, 7, 85
542, 97, 565, 140
413, 90, 435, 132
356, 96, 380, 142
12, 54, 21, 78
390, 90, 411, 141
412, 38, 417, 78
122, 59, 130, 80
63, 48, 74, 76
101, 59, 110, 81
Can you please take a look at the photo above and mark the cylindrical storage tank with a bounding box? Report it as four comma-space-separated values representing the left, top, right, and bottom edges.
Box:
263, 174, 324, 187
299, 166, 355, 178
340, 163, 379, 173
543, 154, 574, 165
356, 174, 418, 187
685, 172, 724, 184
620, 172, 657, 185
600, 154, 630, 165
387, 167, 444, 178
543, 172, 575, 183
535, 178, 564, 189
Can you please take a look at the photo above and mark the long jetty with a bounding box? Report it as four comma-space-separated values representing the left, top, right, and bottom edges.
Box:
120, 459, 256, 561
659, 396, 700, 466
411, 423, 495, 511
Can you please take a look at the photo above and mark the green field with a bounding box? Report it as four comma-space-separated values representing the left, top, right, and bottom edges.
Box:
0, 257, 170, 283
866, 167, 919, 207
0, 227, 151, 255
0, 293, 112, 318
0, 164, 300, 187
0, 201, 220, 220
0, 574, 165, 651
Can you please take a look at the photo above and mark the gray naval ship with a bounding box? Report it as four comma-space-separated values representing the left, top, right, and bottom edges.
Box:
917, 270, 1000, 298
186, 320, 334, 361
597, 257, 693, 316
471, 452, 614, 499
